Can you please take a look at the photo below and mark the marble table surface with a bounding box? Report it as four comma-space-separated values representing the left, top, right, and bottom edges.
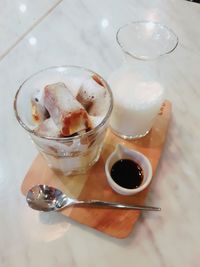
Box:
1, 0, 200, 266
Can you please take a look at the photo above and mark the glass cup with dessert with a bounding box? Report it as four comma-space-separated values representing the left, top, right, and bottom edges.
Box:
14, 66, 113, 175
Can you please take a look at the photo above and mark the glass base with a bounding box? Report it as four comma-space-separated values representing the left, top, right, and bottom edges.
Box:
110, 127, 150, 140
45, 146, 103, 177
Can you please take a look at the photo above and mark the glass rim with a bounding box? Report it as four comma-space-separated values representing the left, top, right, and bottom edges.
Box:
14, 65, 113, 142
116, 20, 179, 61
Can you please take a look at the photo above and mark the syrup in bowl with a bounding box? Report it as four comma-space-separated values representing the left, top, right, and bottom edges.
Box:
105, 144, 152, 195
110, 159, 143, 189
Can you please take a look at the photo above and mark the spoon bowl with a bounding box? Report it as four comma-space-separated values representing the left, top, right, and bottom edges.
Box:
27, 185, 63, 211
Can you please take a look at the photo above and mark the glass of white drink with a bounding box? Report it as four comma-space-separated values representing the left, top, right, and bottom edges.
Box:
109, 21, 178, 139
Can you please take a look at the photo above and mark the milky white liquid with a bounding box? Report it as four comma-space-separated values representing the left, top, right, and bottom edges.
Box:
109, 71, 164, 138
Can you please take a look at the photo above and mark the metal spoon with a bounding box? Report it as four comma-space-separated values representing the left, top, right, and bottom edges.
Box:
26, 185, 161, 212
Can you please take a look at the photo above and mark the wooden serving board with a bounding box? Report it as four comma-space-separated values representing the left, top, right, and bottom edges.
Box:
22, 100, 171, 238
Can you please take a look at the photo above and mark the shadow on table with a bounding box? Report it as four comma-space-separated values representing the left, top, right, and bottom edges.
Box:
39, 211, 70, 225
38, 209, 161, 248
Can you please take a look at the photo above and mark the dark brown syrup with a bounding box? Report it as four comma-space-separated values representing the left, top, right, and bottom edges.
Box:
110, 159, 143, 189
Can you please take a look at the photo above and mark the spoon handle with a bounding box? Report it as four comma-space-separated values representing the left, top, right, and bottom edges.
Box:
75, 200, 161, 211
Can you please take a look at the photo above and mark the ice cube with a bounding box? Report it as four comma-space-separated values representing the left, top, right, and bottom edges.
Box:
34, 118, 60, 137
89, 115, 104, 128
31, 89, 49, 124
64, 75, 88, 96
76, 77, 107, 116
91, 74, 104, 87
44, 82, 92, 136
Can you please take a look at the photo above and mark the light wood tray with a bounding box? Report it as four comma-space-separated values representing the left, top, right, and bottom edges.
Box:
22, 100, 171, 238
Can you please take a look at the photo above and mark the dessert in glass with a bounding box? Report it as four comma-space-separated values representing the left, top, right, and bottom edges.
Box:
109, 21, 178, 139
14, 66, 113, 175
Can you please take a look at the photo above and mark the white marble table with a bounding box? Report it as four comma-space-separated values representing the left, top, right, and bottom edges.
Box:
1, 0, 200, 266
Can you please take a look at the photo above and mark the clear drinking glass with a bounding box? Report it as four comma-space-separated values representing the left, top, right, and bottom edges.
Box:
109, 21, 178, 139
14, 66, 113, 176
